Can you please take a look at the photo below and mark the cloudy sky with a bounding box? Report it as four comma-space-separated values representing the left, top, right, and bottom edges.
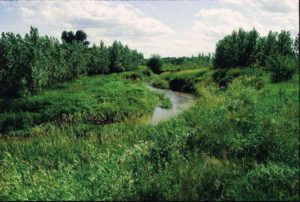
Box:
0, 0, 298, 57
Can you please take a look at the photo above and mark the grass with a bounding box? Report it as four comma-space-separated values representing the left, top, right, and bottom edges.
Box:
0, 73, 159, 136
0, 67, 299, 200
158, 93, 173, 109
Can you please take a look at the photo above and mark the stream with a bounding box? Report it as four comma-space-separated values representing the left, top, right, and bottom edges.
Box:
146, 85, 196, 124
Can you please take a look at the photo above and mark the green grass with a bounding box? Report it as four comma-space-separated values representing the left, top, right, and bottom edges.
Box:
0, 73, 159, 136
0, 69, 299, 200
158, 93, 172, 109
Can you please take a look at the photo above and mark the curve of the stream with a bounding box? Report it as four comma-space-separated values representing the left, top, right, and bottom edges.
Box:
146, 84, 196, 124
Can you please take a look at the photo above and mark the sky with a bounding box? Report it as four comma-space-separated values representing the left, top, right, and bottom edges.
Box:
0, 0, 299, 57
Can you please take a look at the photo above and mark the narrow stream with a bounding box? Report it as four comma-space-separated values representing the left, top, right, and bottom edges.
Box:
147, 85, 196, 124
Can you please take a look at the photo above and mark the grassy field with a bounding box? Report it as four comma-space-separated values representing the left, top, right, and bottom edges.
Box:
0, 67, 299, 200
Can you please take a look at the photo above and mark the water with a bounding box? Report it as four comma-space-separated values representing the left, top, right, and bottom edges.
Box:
147, 85, 196, 124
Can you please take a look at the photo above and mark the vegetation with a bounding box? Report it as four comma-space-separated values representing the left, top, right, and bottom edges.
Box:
147, 54, 163, 74
61, 30, 90, 46
214, 28, 297, 70
158, 93, 172, 109
161, 54, 212, 72
0, 27, 299, 201
0, 27, 143, 98
0, 73, 158, 136
267, 54, 296, 82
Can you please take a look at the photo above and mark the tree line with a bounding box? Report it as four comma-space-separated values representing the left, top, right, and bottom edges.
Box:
213, 28, 299, 83
0, 27, 143, 98
214, 28, 299, 68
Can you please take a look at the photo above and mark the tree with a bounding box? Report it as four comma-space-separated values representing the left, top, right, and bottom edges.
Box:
214, 28, 295, 69
61, 31, 76, 43
87, 41, 110, 75
244, 28, 259, 66
75, 30, 89, 46
61, 30, 89, 46
147, 55, 163, 74
277, 30, 293, 56
293, 33, 299, 58
256, 31, 278, 66
109, 41, 124, 72
99, 41, 110, 73
267, 54, 296, 83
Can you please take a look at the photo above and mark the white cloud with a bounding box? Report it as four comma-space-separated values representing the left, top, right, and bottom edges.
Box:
19, 1, 173, 37
194, 8, 249, 38
258, 0, 297, 13
0, 1, 298, 57
2, 1, 173, 47
188, 0, 299, 56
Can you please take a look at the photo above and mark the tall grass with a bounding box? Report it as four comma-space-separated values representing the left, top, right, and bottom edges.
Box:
0, 73, 158, 136
0, 69, 299, 200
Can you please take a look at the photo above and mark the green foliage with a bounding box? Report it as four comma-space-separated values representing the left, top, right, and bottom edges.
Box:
214, 28, 296, 68
161, 54, 212, 72
109, 41, 143, 73
61, 30, 89, 46
227, 163, 299, 201
214, 28, 259, 68
0, 69, 298, 200
0, 27, 144, 98
147, 55, 163, 74
267, 54, 296, 82
277, 30, 294, 56
0, 26, 299, 201
151, 79, 169, 89
212, 67, 264, 88
169, 78, 197, 93
0, 74, 158, 135
87, 42, 109, 75
0, 27, 79, 97
184, 74, 299, 167
158, 93, 172, 109
123, 71, 144, 82
294, 33, 299, 58
160, 69, 208, 94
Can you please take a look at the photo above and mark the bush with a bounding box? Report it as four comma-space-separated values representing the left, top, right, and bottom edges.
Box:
124, 72, 144, 81
169, 78, 197, 93
158, 94, 172, 109
152, 79, 169, 89
147, 55, 163, 74
267, 55, 296, 83
140, 68, 152, 77
226, 163, 299, 201
212, 67, 264, 89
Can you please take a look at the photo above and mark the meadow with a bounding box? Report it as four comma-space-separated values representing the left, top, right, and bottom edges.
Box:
0, 27, 299, 200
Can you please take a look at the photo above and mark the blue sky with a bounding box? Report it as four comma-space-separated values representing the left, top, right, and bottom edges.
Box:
0, 0, 298, 57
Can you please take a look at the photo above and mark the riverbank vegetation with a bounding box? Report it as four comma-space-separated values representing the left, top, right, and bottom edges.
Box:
0, 27, 299, 200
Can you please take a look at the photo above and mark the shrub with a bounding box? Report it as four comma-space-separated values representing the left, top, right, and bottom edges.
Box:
140, 68, 152, 77
147, 55, 163, 74
267, 54, 296, 83
226, 163, 299, 201
124, 72, 144, 81
169, 78, 197, 93
152, 79, 169, 89
159, 94, 172, 109
212, 67, 264, 89
212, 69, 227, 88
